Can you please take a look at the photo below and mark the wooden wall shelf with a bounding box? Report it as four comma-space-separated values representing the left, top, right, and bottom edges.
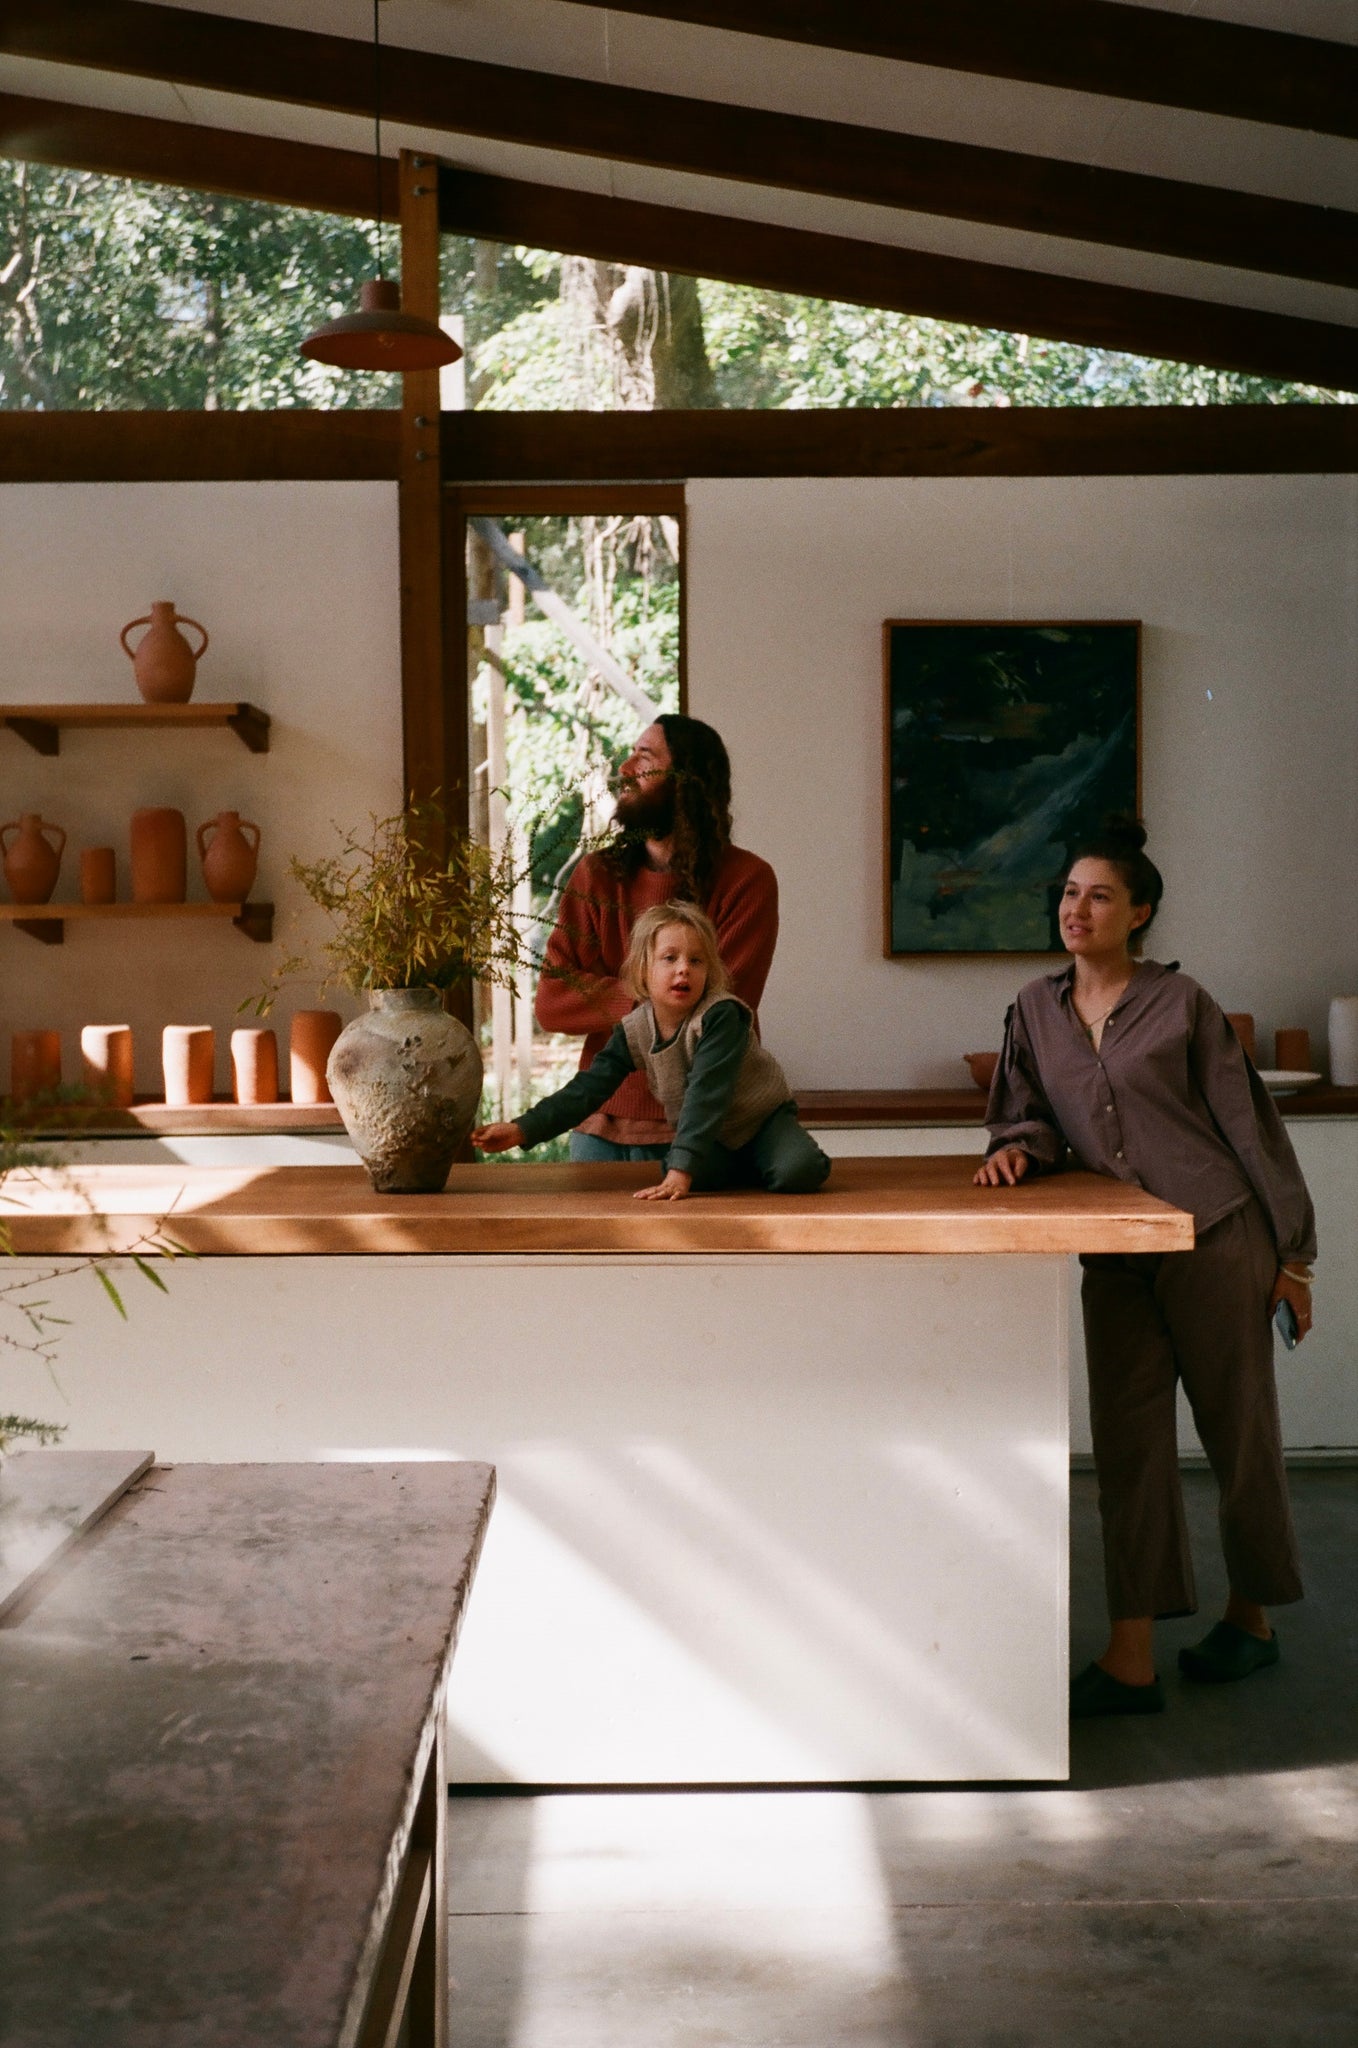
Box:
0, 901, 273, 944
0, 701, 271, 754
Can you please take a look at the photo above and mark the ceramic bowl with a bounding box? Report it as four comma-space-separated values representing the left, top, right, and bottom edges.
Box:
964, 1051, 1000, 1091
1255, 1069, 1323, 1095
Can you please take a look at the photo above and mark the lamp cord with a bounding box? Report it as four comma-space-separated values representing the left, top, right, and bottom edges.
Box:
373, 0, 384, 277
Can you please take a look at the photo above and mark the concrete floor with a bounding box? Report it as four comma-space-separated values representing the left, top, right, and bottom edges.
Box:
447, 1469, 1357, 2048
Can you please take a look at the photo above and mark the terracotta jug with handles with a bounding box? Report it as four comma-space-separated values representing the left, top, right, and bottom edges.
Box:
198, 811, 260, 903
120, 601, 209, 704
1, 813, 66, 904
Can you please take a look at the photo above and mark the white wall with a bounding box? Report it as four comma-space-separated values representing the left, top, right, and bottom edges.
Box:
0, 483, 402, 1096
687, 474, 1358, 1091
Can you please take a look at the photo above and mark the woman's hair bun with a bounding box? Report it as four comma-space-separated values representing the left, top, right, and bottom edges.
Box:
1099, 812, 1149, 854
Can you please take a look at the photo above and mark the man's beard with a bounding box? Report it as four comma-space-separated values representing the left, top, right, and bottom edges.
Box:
614, 774, 675, 837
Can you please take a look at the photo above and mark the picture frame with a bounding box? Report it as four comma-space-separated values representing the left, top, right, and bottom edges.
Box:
883, 619, 1141, 957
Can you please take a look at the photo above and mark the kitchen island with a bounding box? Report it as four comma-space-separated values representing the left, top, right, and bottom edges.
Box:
2, 1156, 1190, 1784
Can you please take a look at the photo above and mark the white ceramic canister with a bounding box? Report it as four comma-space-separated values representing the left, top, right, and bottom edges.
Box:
1327, 997, 1358, 1086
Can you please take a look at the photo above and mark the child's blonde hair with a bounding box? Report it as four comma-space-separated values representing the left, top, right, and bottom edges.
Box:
623, 901, 732, 1003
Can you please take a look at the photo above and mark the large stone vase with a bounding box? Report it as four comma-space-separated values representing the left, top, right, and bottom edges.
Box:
326, 988, 483, 1193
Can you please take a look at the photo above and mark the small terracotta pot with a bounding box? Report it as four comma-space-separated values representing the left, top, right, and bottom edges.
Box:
1225, 1012, 1257, 1063
80, 846, 118, 905
1273, 1027, 1311, 1071
120, 600, 209, 704
1, 813, 66, 905
130, 808, 187, 904
198, 812, 260, 904
81, 1024, 135, 1109
10, 1029, 61, 1103
290, 1010, 342, 1104
162, 1024, 214, 1106
963, 1051, 1000, 1092
231, 1027, 279, 1105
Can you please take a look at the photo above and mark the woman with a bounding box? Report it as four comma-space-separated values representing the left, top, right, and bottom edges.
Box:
975, 818, 1315, 1718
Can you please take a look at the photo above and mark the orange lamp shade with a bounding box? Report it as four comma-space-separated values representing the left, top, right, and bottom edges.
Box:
300, 279, 463, 372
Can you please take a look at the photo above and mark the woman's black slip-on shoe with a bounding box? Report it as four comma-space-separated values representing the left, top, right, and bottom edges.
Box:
1178, 1621, 1280, 1683
1070, 1661, 1166, 1718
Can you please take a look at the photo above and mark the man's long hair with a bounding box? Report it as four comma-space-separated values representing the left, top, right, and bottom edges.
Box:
603, 714, 733, 906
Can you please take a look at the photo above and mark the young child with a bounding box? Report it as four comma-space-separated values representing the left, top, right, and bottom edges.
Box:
473, 902, 831, 1202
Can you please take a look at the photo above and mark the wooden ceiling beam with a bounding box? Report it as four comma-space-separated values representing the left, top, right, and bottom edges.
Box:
565, 1, 1358, 141
440, 168, 1356, 393
1, 1, 1353, 288
0, 91, 398, 217
0, 410, 400, 484
442, 406, 1358, 483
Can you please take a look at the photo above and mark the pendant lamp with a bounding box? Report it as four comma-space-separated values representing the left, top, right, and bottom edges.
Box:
300, 1, 462, 373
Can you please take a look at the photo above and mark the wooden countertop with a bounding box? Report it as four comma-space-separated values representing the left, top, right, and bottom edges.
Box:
0, 1156, 1193, 1256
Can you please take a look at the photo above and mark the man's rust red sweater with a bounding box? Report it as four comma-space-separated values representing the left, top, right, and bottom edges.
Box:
534, 844, 780, 1146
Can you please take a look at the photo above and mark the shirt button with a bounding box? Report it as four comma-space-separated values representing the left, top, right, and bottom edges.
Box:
1105, 1104, 1114, 1113
1115, 1150, 1125, 1160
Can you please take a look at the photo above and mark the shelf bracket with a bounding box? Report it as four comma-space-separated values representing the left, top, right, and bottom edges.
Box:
233, 902, 275, 943
226, 704, 272, 754
5, 716, 60, 756
14, 916, 64, 944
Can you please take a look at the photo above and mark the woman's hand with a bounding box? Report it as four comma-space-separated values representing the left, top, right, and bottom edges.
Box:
1269, 1267, 1313, 1344
471, 1122, 523, 1153
634, 1168, 693, 1202
973, 1147, 1031, 1187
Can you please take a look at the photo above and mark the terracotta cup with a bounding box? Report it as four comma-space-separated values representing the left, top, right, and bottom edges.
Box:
80, 846, 117, 905
231, 1027, 279, 1106
10, 1029, 61, 1103
130, 807, 187, 905
81, 1024, 135, 1109
1274, 1027, 1311, 1072
1225, 1012, 1257, 1063
290, 1010, 342, 1105
162, 1024, 215, 1107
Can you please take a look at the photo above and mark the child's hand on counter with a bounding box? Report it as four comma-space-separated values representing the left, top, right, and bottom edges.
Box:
634, 1168, 693, 1202
472, 1122, 524, 1153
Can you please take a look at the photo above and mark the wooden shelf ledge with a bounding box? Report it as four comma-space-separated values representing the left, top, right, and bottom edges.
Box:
0, 900, 273, 943
0, 701, 271, 753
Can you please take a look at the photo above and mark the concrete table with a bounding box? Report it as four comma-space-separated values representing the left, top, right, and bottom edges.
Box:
1, 1157, 1190, 1785
0, 1459, 495, 2048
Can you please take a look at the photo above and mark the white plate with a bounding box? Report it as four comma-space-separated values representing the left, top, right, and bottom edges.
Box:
1256, 1069, 1323, 1094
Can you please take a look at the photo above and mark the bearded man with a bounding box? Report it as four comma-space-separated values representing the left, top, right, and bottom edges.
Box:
536, 713, 780, 1161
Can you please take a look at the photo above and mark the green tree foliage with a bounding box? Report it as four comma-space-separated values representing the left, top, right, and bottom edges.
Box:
0, 161, 397, 409
2, 163, 1344, 412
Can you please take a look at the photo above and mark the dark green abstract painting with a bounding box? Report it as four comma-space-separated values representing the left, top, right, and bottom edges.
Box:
885, 621, 1140, 955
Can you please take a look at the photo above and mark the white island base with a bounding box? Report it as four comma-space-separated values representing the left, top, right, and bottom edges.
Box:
1, 1159, 1191, 1784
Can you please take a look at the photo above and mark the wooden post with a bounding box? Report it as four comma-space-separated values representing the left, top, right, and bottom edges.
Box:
398, 148, 465, 826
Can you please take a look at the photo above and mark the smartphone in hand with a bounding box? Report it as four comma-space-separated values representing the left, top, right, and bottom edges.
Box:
1274, 1298, 1299, 1350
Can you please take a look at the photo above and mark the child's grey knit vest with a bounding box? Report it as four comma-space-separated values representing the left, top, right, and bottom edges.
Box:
621, 992, 791, 1149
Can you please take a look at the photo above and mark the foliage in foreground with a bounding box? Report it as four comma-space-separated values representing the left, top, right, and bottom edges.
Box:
1, 1105, 187, 1454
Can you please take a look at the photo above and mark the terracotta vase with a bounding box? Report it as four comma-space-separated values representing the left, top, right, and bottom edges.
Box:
230, 1027, 279, 1105
197, 812, 260, 904
120, 601, 209, 704
80, 846, 117, 905
327, 989, 484, 1192
162, 1024, 215, 1106
290, 1010, 342, 1105
130, 808, 187, 904
1225, 1012, 1257, 1064
10, 1029, 61, 1103
1274, 1027, 1311, 1072
1, 814, 66, 905
81, 1024, 135, 1110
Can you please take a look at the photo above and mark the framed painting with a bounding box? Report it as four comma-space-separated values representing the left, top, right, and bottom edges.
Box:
884, 620, 1141, 956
